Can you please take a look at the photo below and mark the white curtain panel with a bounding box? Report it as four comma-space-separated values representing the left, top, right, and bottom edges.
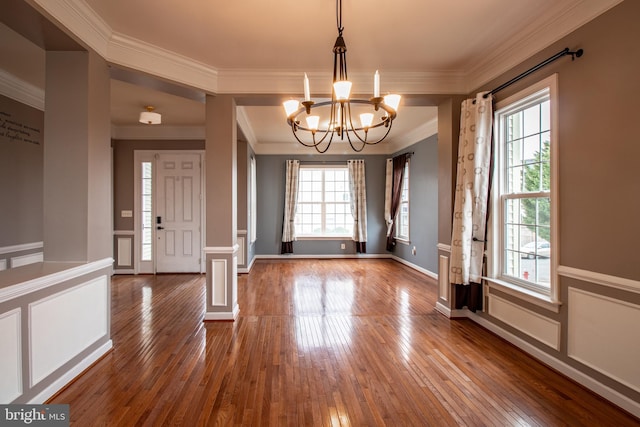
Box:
348, 159, 367, 243
281, 159, 300, 243
384, 158, 393, 236
450, 93, 493, 285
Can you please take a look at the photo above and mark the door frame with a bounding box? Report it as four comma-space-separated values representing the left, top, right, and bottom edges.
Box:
133, 150, 206, 274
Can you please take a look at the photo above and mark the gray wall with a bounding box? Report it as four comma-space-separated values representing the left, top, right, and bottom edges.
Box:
0, 94, 43, 247
256, 154, 388, 256
466, 0, 640, 406
474, 3, 638, 282
112, 139, 205, 231
43, 50, 112, 262
391, 135, 439, 273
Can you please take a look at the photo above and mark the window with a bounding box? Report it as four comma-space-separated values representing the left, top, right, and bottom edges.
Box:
489, 75, 557, 300
141, 161, 153, 261
396, 160, 410, 241
250, 156, 257, 243
295, 166, 353, 238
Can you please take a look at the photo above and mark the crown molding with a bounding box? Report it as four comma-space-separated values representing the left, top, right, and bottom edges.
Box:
384, 117, 438, 152
107, 33, 219, 93
465, 0, 623, 92
31, 0, 620, 99
30, 0, 219, 93
0, 70, 45, 110
217, 69, 467, 96
30, 0, 111, 55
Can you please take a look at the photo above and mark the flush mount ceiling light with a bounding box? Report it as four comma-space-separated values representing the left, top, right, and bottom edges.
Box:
139, 106, 161, 125
283, 0, 401, 153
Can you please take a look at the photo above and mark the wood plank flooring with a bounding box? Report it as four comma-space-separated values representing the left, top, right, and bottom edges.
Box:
50, 259, 640, 426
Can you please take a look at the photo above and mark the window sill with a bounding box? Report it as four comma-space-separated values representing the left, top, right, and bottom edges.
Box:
484, 276, 562, 313
395, 238, 410, 245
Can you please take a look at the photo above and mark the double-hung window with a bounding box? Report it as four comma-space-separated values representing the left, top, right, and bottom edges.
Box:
295, 165, 353, 238
396, 160, 410, 241
488, 75, 558, 302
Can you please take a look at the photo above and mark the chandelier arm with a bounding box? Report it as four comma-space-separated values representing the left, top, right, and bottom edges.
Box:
291, 127, 334, 148
347, 134, 366, 152
312, 128, 338, 153
347, 110, 395, 146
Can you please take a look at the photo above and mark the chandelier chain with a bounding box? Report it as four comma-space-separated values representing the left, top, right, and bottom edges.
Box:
336, 0, 343, 35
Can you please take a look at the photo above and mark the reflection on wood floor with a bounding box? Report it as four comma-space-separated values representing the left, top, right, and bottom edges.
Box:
50, 259, 639, 426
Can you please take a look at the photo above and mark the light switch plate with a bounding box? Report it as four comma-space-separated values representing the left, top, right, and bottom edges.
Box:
121, 210, 133, 218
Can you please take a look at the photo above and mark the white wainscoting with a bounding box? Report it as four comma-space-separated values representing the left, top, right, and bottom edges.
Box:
0, 308, 22, 403
0, 259, 6, 271
29, 276, 109, 386
559, 265, 640, 294
11, 252, 44, 268
438, 255, 449, 302
488, 293, 561, 350
568, 287, 640, 394
0, 242, 44, 255
116, 237, 132, 267
237, 236, 245, 266
211, 259, 228, 306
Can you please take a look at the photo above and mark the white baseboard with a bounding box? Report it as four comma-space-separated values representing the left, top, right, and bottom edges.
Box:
255, 253, 393, 260
29, 340, 112, 404
466, 311, 640, 419
112, 269, 135, 275
390, 255, 437, 280
435, 301, 467, 318
435, 301, 451, 317
204, 304, 239, 321
253, 253, 439, 280
238, 255, 256, 274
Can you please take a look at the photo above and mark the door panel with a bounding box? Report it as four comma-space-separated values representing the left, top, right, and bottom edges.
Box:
156, 153, 202, 273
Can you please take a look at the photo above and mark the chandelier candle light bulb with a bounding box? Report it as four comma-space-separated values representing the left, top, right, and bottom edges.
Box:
374, 70, 380, 98
304, 73, 311, 102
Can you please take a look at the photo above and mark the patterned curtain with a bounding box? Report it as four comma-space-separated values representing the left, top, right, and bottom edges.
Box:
281, 159, 299, 254
347, 159, 367, 253
385, 153, 409, 251
450, 92, 493, 311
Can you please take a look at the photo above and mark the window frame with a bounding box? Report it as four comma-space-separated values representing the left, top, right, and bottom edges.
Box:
395, 159, 410, 243
250, 156, 257, 244
486, 74, 560, 309
294, 164, 354, 239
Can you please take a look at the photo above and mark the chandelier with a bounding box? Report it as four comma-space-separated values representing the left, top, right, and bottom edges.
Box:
282, 0, 401, 153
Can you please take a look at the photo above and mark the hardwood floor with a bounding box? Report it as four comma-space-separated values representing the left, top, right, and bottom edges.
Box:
50, 259, 639, 426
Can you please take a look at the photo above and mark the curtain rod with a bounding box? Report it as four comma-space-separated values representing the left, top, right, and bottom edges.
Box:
481, 47, 583, 99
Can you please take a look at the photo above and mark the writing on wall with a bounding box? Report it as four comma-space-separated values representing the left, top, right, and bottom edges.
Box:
0, 110, 42, 145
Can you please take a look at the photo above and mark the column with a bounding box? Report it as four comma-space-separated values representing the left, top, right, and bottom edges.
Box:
43, 51, 112, 263
204, 95, 239, 320
436, 96, 464, 317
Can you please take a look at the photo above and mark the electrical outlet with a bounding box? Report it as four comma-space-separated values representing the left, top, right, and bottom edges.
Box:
340, 243, 346, 250
412, 246, 417, 255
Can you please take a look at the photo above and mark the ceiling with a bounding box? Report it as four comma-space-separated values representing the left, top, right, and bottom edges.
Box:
0, 0, 622, 154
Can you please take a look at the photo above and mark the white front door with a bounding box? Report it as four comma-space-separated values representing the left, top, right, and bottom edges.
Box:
156, 153, 202, 273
